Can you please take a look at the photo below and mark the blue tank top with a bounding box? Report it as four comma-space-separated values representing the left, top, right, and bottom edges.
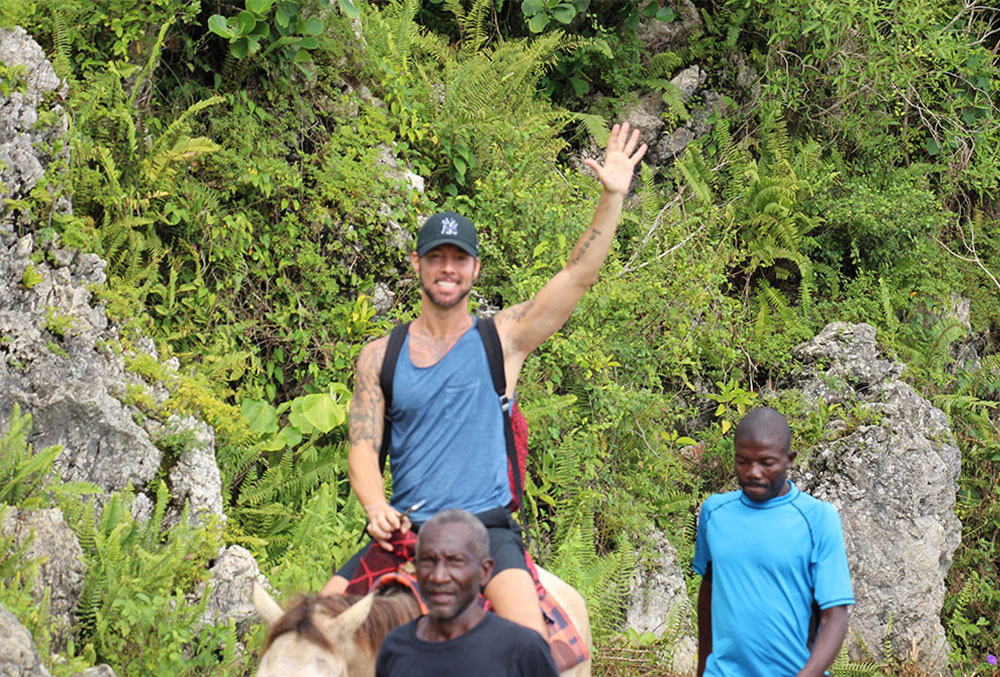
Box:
387, 318, 513, 524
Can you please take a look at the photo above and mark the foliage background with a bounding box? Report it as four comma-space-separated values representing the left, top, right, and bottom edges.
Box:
1, 0, 998, 674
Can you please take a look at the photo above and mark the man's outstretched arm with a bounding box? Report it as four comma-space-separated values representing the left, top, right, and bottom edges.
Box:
796, 605, 848, 677
496, 122, 647, 364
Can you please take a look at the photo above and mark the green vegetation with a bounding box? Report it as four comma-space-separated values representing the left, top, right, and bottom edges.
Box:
2, 0, 998, 673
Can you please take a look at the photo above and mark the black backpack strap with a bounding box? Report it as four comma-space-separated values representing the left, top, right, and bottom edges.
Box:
377, 322, 411, 475
478, 316, 530, 546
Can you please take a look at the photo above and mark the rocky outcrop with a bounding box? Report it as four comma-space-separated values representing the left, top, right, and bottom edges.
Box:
634, 0, 702, 55
0, 230, 163, 495
0, 26, 70, 230
0, 603, 51, 676
789, 323, 961, 673
198, 545, 268, 642
574, 65, 726, 177
75, 666, 117, 677
161, 415, 225, 529
0, 507, 86, 651
624, 531, 696, 674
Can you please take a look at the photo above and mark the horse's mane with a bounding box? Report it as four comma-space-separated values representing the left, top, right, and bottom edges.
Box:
263, 589, 420, 656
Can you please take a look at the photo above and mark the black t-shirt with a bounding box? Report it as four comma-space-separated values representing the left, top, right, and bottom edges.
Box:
375, 612, 559, 677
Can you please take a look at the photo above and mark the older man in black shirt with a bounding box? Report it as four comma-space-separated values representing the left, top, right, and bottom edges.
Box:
375, 509, 559, 677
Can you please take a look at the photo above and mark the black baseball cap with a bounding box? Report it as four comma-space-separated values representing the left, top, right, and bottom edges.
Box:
416, 212, 478, 257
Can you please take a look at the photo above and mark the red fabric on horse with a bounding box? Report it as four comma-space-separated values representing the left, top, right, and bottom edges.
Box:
506, 402, 529, 510
344, 529, 418, 596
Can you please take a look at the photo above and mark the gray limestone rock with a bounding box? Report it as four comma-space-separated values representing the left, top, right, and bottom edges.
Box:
376, 143, 425, 194
371, 282, 395, 316
0, 27, 70, 229
198, 545, 268, 640
162, 415, 225, 530
1, 229, 161, 496
670, 66, 707, 101
634, 0, 702, 55
73, 667, 116, 677
0, 507, 86, 652
788, 322, 961, 673
0, 602, 52, 676
625, 532, 696, 674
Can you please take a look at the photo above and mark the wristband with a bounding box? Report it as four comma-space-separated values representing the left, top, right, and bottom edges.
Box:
364, 500, 386, 514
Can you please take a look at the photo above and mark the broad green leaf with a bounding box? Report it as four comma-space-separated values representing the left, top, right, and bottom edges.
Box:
275, 2, 295, 28
551, 4, 576, 23
242, 399, 279, 434
281, 425, 304, 447
207, 14, 234, 38
246, 0, 274, 16
293, 47, 313, 63
303, 18, 323, 35
338, 0, 361, 19
249, 20, 270, 39
676, 436, 697, 446
640, 0, 657, 18
262, 435, 287, 451
528, 12, 549, 32
237, 11, 257, 36
288, 403, 316, 435
656, 7, 676, 21
297, 36, 318, 49
521, 0, 544, 15
300, 393, 345, 433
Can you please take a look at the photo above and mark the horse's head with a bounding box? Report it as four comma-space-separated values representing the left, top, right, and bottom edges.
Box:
253, 581, 376, 677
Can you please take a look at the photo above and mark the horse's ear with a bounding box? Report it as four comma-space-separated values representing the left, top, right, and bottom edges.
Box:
253, 580, 284, 627
318, 592, 375, 642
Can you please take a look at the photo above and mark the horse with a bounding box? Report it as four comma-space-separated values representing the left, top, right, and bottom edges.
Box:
252, 566, 592, 676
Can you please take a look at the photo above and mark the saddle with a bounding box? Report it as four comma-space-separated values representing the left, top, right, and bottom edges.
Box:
344, 530, 589, 672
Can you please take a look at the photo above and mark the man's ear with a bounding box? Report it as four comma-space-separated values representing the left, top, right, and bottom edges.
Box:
473, 257, 481, 281
480, 557, 495, 587
787, 450, 798, 464
411, 251, 420, 273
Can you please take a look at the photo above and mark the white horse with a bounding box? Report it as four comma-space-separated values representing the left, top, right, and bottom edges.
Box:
253, 566, 592, 676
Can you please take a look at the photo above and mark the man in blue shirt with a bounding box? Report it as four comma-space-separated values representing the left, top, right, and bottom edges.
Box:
694, 407, 854, 677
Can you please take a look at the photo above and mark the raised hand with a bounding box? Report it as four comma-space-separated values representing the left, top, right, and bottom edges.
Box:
583, 121, 648, 196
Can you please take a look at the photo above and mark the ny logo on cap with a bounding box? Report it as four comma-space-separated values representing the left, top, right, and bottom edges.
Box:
441, 217, 459, 236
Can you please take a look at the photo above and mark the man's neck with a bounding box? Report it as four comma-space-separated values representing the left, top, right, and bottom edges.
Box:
412, 302, 473, 340
417, 606, 486, 642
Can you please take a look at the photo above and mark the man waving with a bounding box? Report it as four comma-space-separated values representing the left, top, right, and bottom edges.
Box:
322, 122, 647, 638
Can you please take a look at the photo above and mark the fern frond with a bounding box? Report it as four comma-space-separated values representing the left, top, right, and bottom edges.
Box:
675, 145, 713, 204
572, 112, 610, 147
49, 4, 73, 82
645, 78, 690, 122
646, 52, 684, 79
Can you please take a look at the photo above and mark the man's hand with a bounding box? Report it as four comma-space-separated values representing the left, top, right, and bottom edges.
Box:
366, 502, 411, 550
583, 121, 648, 196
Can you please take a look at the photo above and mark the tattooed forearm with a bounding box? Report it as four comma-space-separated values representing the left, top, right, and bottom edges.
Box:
570, 228, 602, 266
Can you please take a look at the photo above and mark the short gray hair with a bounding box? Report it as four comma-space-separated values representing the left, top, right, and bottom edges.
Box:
418, 509, 489, 560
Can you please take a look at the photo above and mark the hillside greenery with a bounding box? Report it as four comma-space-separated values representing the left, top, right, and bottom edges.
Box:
1, 0, 998, 674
